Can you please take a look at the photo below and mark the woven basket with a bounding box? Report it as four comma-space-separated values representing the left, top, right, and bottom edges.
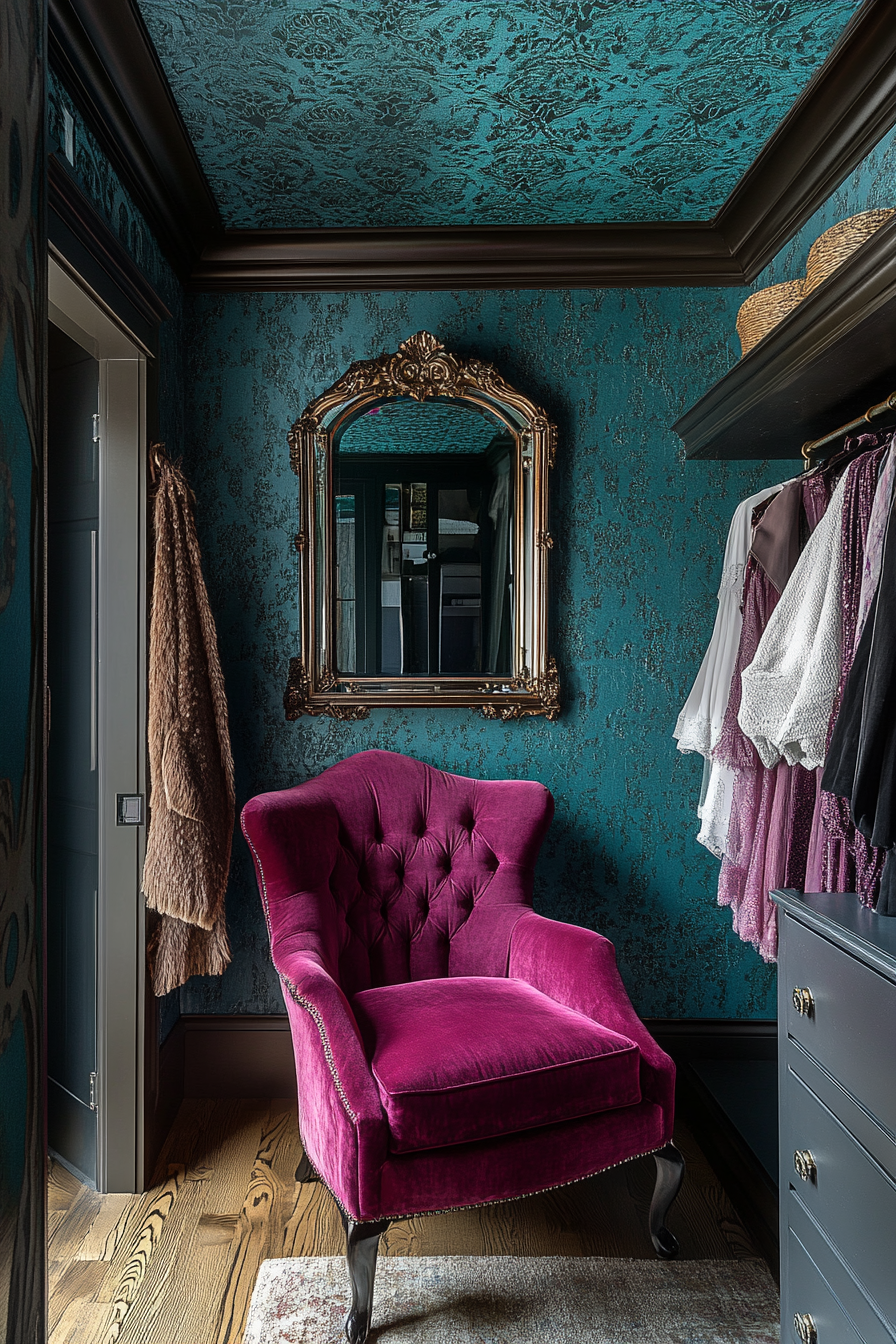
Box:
736, 279, 806, 357
805, 209, 896, 294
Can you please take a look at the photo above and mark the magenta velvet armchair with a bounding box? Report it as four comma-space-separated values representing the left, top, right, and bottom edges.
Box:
242, 749, 682, 1343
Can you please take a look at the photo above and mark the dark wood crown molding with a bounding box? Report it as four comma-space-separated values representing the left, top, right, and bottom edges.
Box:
48, 0, 221, 276
188, 222, 741, 292
48, 153, 172, 340
716, 0, 896, 281
48, 0, 896, 290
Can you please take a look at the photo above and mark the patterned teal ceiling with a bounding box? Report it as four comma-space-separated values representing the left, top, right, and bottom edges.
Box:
135, 0, 861, 229
339, 400, 504, 454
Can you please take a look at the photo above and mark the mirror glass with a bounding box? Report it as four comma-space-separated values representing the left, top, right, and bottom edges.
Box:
334, 398, 514, 678
285, 331, 558, 722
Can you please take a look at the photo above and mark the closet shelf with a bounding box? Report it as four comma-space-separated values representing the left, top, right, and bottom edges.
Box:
674, 214, 896, 460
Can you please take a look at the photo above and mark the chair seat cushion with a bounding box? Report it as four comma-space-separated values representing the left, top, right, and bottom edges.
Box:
351, 976, 641, 1154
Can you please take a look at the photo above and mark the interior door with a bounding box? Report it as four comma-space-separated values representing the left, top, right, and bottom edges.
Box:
47, 322, 100, 1184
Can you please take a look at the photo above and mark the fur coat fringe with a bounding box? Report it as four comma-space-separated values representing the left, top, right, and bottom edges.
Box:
143, 453, 234, 995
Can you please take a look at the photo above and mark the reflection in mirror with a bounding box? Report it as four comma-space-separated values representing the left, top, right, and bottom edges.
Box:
335, 399, 514, 678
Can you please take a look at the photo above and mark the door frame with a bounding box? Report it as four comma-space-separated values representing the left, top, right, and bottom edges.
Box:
48, 255, 148, 1195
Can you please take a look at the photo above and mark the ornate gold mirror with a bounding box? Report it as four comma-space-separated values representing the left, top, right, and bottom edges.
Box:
284, 332, 559, 721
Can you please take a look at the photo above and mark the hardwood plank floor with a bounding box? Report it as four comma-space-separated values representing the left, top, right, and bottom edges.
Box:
48, 1098, 768, 1344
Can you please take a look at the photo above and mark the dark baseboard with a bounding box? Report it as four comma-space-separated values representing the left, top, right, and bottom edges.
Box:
160, 1013, 775, 1096
677, 1062, 780, 1280
160, 1014, 295, 1103
648, 1019, 779, 1277
156, 1012, 779, 1272
647, 1017, 777, 1062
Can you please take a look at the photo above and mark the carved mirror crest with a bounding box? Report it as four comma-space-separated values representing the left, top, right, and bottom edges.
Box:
284, 331, 559, 721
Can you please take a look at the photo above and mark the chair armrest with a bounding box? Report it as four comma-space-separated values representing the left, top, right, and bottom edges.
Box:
275, 949, 389, 1216
508, 911, 674, 1118
276, 951, 385, 1127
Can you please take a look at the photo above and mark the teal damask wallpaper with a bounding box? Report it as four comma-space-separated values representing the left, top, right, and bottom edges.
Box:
180, 286, 783, 1021
135, 0, 859, 229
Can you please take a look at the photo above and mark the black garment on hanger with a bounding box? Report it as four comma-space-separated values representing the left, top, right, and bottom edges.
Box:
823, 488, 896, 914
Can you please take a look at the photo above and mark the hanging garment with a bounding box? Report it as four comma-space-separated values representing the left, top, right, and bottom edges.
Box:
714, 467, 836, 961
143, 452, 234, 995
674, 485, 782, 759
812, 443, 889, 904
738, 468, 850, 770
855, 442, 896, 651
824, 488, 896, 915
674, 486, 782, 858
750, 478, 804, 593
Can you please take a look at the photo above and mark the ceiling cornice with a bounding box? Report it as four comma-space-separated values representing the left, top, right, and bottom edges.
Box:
188, 223, 742, 292
716, 0, 896, 281
48, 0, 896, 291
48, 0, 221, 276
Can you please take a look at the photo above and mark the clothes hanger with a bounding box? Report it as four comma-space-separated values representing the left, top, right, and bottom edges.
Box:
800, 391, 896, 471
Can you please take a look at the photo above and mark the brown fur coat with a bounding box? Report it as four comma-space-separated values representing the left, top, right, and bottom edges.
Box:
143, 454, 234, 995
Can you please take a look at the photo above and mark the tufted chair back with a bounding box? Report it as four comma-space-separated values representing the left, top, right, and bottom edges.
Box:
242, 749, 555, 998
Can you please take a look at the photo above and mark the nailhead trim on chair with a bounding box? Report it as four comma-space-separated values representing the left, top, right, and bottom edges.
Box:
241, 819, 359, 1125
306, 1139, 670, 1226
278, 971, 359, 1125
241, 821, 273, 937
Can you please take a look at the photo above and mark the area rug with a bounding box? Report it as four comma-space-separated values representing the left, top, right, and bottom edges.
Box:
243, 1255, 779, 1343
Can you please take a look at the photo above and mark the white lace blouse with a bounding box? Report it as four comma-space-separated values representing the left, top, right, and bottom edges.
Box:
674, 485, 782, 759
738, 470, 849, 771
674, 485, 783, 858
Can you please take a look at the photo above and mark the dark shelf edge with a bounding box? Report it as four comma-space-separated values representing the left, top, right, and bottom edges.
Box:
675, 214, 896, 460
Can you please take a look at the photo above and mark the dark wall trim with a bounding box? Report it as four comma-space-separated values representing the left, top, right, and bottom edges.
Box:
48, 0, 896, 291
647, 1017, 777, 1062
678, 1064, 779, 1276
717, 0, 896, 280
164, 1015, 296, 1101
189, 223, 743, 293
160, 1014, 776, 1101
48, 0, 220, 276
49, 153, 172, 349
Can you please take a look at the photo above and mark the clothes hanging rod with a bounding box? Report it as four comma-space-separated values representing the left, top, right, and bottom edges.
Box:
801, 391, 896, 468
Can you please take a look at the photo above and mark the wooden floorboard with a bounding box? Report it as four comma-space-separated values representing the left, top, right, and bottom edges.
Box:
48, 1099, 769, 1344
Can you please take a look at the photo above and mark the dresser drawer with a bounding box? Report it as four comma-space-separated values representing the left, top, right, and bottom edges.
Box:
786, 1193, 895, 1344
781, 1070, 896, 1332
786, 1223, 864, 1344
782, 915, 896, 1132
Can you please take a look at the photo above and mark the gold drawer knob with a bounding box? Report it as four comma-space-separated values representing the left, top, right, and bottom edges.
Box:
794, 1312, 817, 1344
793, 986, 814, 1016
794, 1149, 818, 1183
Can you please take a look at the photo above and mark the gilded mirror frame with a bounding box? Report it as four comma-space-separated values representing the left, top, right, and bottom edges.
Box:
284, 331, 559, 721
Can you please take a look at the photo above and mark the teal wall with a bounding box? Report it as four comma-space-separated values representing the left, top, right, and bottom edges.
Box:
180, 286, 784, 1021
0, 0, 45, 1337
44, 43, 896, 1034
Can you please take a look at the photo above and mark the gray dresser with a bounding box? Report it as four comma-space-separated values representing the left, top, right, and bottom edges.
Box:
772, 889, 896, 1344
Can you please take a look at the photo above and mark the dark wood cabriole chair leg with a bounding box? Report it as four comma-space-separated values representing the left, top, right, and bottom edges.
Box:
340, 1211, 390, 1344
649, 1142, 685, 1259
